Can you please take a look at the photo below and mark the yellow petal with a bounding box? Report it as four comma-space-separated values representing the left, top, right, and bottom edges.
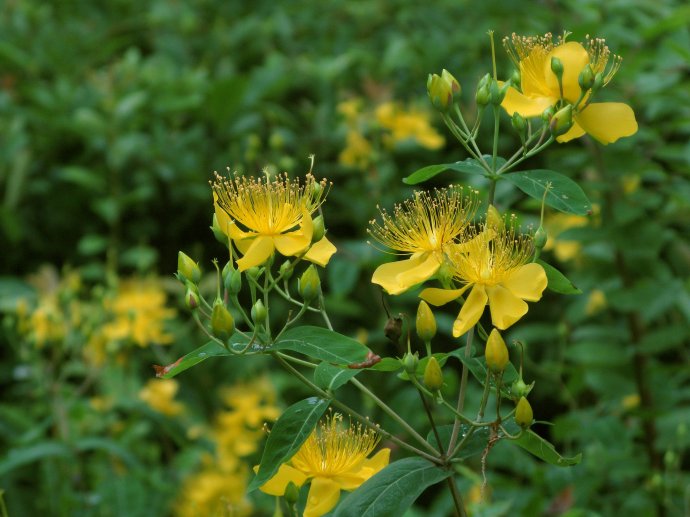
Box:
225, 220, 253, 241
371, 253, 439, 295
234, 237, 253, 254
486, 285, 528, 330
556, 121, 586, 143
236, 236, 275, 271
544, 42, 590, 103
304, 477, 342, 517
502, 263, 547, 302
214, 201, 234, 237
363, 448, 390, 473
573, 102, 638, 145
257, 463, 308, 496
305, 236, 337, 266
420, 285, 471, 306
300, 208, 314, 241
274, 231, 311, 257
501, 87, 555, 118
453, 284, 488, 337
334, 447, 391, 490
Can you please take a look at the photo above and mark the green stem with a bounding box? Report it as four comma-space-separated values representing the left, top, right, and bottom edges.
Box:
447, 476, 468, 517
476, 369, 492, 422
447, 327, 474, 456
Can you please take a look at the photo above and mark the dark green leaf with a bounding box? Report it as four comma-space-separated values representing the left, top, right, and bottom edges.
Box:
270, 326, 369, 365
537, 259, 582, 294
0, 441, 72, 476
449, 351, 520, 399
249, 397, 329, 491
503, 169, 592, 215
403, 156, 501, 185
503, 422, 582, 466
334, 457, 452, 517
156, 339, 247, 379
426, 424, 490, 460
313, 362, 360, 391
369, 357, 402, 372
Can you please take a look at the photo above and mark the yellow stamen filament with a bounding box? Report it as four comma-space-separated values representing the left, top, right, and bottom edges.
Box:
584, 35, 622, 87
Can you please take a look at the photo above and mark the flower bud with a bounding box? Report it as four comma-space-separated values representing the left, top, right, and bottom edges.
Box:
510, 69, 521, 87
475, 84, 490, 106
549, 104, 573, 137
221, 261, 234, 284
511, 112, 527, 141
402, 352, 419, 375
178, 251, 201, 284
541, 105, 556, 122
578, 64, 595, 91
427, 73, 453, 111
279, 260, 293, 281
246, 266, 260, 281
423, 356, 444, 391
384, 315, 403, 345
485, 329, 509, 373
226, 269, 242, 295
592, 72, 604, 94
251, 299, 267, 325
284, 481, 300, 505
416, 301, 436, 342
211, 213, 229, 246
534, 226, 547, 250
311, 215, 325, 243
550, 57, 564, 86
511, 377, 533, 399
311, 180, 323, 199
298, 265, 321, 302
211, 301, 235, 338
515, 396, 534, 428
442, 69, 461, 95
486, 204, 504, 232
185, 287, 200, 310
489, 79, 508, 106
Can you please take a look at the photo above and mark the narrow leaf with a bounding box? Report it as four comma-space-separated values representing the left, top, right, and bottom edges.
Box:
154, 340, 234, 379
314, 362, 360, 391
403, 156, 501, 185
426, 425, 490, 460
503, 422, 582, 466
334, 457, 452, 517
270, 326, 369, 365
503, 169, 592, 215
248, 397, 329, 491
537, 259, 582, 294
0, 442, 72, 476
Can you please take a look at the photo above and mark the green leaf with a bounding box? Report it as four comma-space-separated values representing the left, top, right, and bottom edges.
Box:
503, 421, 582, 466
249, 397, 329, 491
270, 326, 369, 365
503, 169, 592, 215
0, 441, 72, 476
313, 362, 360, 391
155, 338, 247, 379
426, 425, 490, 460
449, 351, 519, 399
537, 259, 582, 294
369, 357, 402, 372
334, 457, 452, 517
403, 156, 502, 185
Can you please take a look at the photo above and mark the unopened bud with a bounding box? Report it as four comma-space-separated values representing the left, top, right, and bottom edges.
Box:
534, 226, 547, 249
298, 265, 321, 302
402, 352, 419, 375
177, 252, 201, 284
211, 214, 229, 246
486, 205, 504, 232
511, 112, 527, 141
442, 69, 461, 95
427, 73, 453, 111
246, 266, 260, 281
476, 84, 490, 106
550, 57, 564, 82
284, 481, 300, 505
510, 69, 521, 87
251, 299, 267, 325
416, 301, 436, 342
592, 72, 604, 94
515, 397, 534, 428
311, 180, 323, 199
185, 287, 200, 310
311, 215, 325, 243
578, 64, 595, 91
511, 377, 533, 399
279, 260, 293, 281
226, 269, 242, 295
489, 79, 508, 106
485, 329, 509, 373
423, 356, 444, 391
550, 104, 573, 137
221, 261, 234, 284
211, 302, 235, 338
541, 105, 556, 122
384, 315, 403, 345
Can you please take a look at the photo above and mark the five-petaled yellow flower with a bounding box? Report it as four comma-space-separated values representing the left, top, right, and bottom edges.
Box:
259, 413, 390, 517
501, 32, 637, 144
212, 171, 336, 271
369, 187, 478, 295
421, 224, 547, 337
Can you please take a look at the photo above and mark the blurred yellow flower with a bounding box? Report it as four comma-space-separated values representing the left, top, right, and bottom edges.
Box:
369, 187, 478, 295
421, 225, 547, 337
585, 289, 607, 316
502, 33, 637, 144
542, 212, 589, 263
375, 102, 445, 150
259, 413, 390, 517
213, 172, 336, 271
339, 129, 373, 168
139, 379, 184, 416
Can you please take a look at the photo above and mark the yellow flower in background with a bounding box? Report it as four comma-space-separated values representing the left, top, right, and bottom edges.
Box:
339, 129, 373, 168
375, 102, 445, 150
369, 187, 478, 295
501, 32, 637, 144
542, 212, 589, 263
139, 379, 184, 416
259, 413, 390, 517
212, 171, 336, 271
421, 225, 547, 337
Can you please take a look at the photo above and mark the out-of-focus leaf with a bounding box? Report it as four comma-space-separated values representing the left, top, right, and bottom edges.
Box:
503, 169, 592, 215
537, 259, 582, 294
403, 156, 502, 185
503, 422, 582, 466
270, 326, 369, 365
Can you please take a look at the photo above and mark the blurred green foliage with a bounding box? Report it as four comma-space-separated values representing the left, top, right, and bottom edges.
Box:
1, 0, 689, 515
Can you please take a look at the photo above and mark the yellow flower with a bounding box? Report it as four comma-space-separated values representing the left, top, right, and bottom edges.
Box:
369, 188, 478, 295
421, 225, 547, 337
375, 102, 445, 150
339, 129, 373, 168
501, 32, 637, 144
212, 171, 336, 271
259, 413, 390, 517
138, 379, 184, 416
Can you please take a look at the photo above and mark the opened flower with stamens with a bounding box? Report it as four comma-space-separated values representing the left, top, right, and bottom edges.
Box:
369, 187, 478, 295
501, 32, 637, 144
421, 223, 547, 337
258, 413, 390, 517
212, 171, 336, 271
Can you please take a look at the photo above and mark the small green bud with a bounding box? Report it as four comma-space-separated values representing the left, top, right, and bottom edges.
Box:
251, 299, 267, 325
511, 112, 527, 140
211, 213, 229, 246
423, 356, 444, 391
284, 481, 300, 505
221, 261, 234, 284
442, 69, 461, 96
227, 269, 242, 295
211, 302, 235, 338
416, 301, 437, 342
515, 397, 534, 428
475, 84, 490, 106
550, 104, 574, 137
402, 352, 419, 375
534, 226, 547, 250
279, 260, 293, 281
477, 72, 491, 91
578, 64, 595, 91
541, 105, 556, 122
485, 328, 509, 373
511, 377, 533, 399
185, 287, 200, 310
427, 73, 453, 111
311, 180, 323, 199
486, 204, 504, 232
298, 265, 321, 302
510, 69, 521, 87
384, 315, 403, 345
489, 79, 507, 106
246, 266, 260, 281
177, 251, 201, 284
592, 72, 604, 94
311, 215, 325, 243
550, 57, 564, 81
